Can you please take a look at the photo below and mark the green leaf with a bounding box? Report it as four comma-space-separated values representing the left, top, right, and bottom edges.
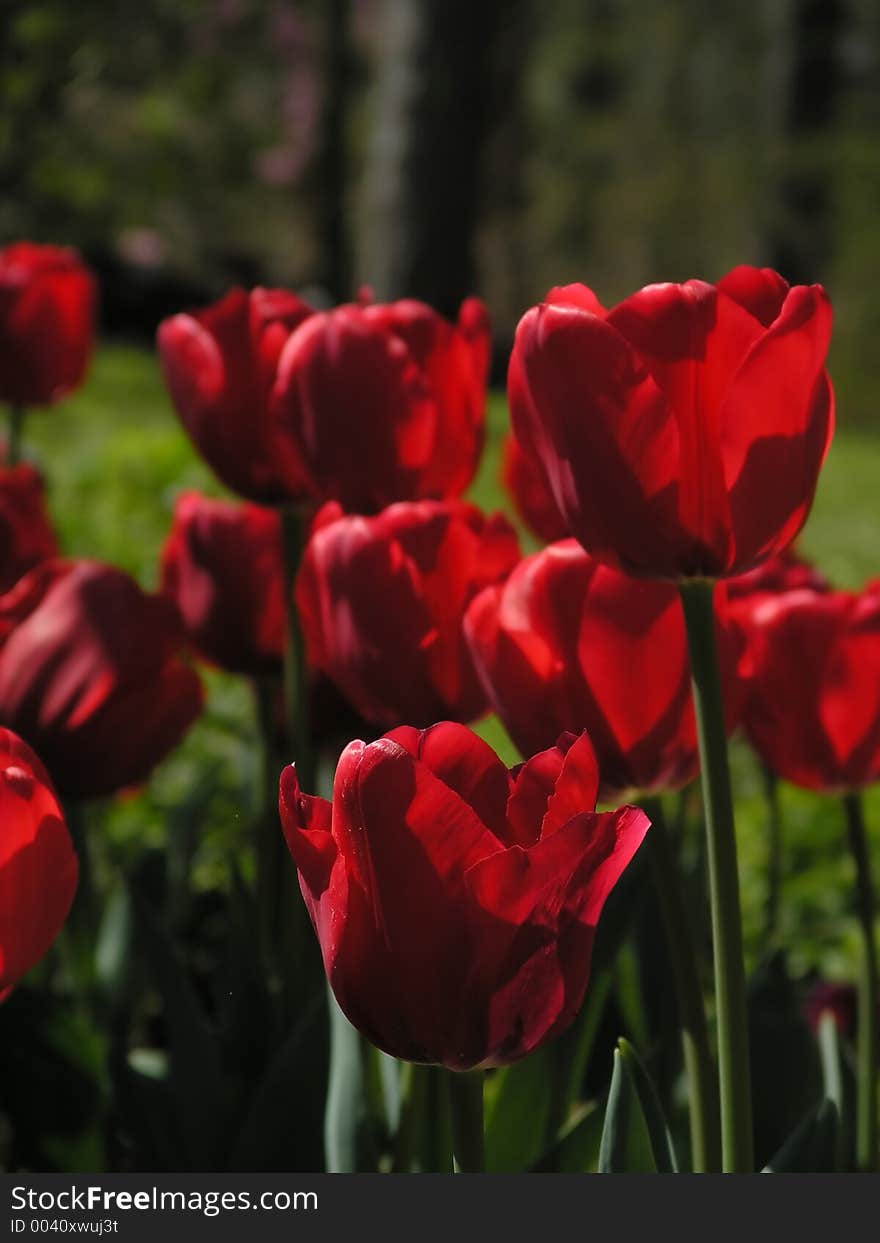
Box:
762, 1099, 840, 1172
228, 996, 327, 1172
534, 1103, 604, 1173
130, 891, 236, 1169
485, 1047, 554, 1172
324, 988, 369, 1173
598, 1040, 678, 1173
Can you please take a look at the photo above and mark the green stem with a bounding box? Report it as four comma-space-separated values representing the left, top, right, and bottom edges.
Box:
447, 1069, 485, 1173
6, 405, 25, 466
843, 792, 878, 1171
280, 504, 314, 791
643, 796, 720, 1173
762, 768, 783, 946
679, 578, 754, 1173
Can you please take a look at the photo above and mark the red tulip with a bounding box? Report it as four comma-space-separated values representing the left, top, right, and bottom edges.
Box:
280, 722, 649, 1068
160, 491, 285, 677
158, 287, 314, 504
510, 266, 833, 579
501, 433, 568, 543
743, 587, 880, 791
0, 727, 78, 996
296, 500, 521, 727
272, 297, 490, 513
465, 540, 743, 799
0, 560, 203, 799
0, 243, 96, 408
0, 463, 58, 593
727, 548, 830, 607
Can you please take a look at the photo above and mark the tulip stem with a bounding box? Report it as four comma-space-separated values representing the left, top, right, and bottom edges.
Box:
6, 405, 25, 466
842, 792, 878, 1171
280, 505, 314, 789
679, 577, 754, 1173
643, 796, 720, 1173
447, 1069, 485, 1173
762, 768, 784, 945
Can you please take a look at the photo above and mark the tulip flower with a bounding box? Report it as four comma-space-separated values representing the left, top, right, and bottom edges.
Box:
465, 539, 742, 800
0, 463, 58, 593
272, 297, 490, 513
158, 286, 315, 504
0, 727, 78, 997
742, 587, 880, 792
0, 242, 96, 410
0, 560, 203, 799
160, 491, 285, 677
510, 266, 833, 581
296, 500, 521, 728
280, 721, 649, 1069
501, 434, 568, 544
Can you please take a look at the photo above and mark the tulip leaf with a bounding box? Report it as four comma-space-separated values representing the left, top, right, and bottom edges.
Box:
761, 1099, 840, 1173
228, 995, 327, 1172
130, 890, 237, 1169
533, 1103, 604, 1173
485, 1046, 554, 1172
324, 988, 369, 1172
598, 1040, 678, 1173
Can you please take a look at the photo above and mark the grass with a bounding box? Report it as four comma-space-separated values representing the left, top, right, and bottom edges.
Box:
14, 342, 880, 975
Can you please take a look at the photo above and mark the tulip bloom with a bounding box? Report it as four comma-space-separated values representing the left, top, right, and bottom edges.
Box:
296, 500, 521, 727
742, 587, 880, 792
466, 540, 742, 799
501, 434, 568, 544
0, 727, 78, 996
160, 491, 284, 676
0, 243, 96, 408
272, 297, 490, 513
0, 561, 203, 799
280, 722, 649, 1068
510, 266, 833, 579
158, 286, 315, 504
0, 464, 58, 593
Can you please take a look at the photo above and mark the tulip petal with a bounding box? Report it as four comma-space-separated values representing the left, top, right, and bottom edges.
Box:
716, 265, 790, 328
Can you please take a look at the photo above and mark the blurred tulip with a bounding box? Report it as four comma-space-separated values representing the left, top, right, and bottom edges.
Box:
272, 297, 489, 513
510, 266, 833, 579
743, 587, 880, 791
466, 539, 742, 799
296, 500, 520, 727
158, 286, 314, 504
0, 463, 58, 593
160, 491, 284, 677
0, 560, 203, 799
0, 727, 78, 996
501, 433, 568, 543
0, 243, 96, 408
803, 979, 857, 1040
280, 722, 649, 1068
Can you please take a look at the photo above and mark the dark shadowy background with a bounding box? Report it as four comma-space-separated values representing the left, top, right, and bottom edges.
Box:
4, 0, 879, 411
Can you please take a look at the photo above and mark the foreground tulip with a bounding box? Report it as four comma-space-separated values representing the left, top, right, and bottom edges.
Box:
0, 242, 96, 411
0, 463, 58, 593
466, 540, 742, 799
0, 561, 203, 799
510, 266, 833, 580
280, 722, 649, 1069
158, 286, 314, 504
272, 297, 490, 513
296, 500, 520, 727
160, 491, 285, 676
0, 728, 78, 996
501, 434, 568, 544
